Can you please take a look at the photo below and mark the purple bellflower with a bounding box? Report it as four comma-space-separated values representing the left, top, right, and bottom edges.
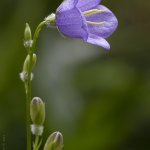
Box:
55, 0, 118, 50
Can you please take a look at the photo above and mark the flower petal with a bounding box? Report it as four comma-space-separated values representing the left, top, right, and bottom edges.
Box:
86, 5, 118, 38
86, 34, 110, 49
76, 0, 102, 11
56, 8, 88, 40
57, 0, 78, 13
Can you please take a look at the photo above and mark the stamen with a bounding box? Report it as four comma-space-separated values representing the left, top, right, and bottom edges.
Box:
86, 21, 105, 26
83, 9, 107, 17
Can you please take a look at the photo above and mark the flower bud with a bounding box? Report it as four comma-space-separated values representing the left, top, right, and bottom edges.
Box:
24, 23, 32, 41
20, 54, 37, 82
43, 132, 63, 150
23, 53, 37, 73
24, 23, 33, 48
30, 97, 45, 126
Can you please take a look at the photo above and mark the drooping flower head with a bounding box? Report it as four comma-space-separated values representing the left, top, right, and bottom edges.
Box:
55, 0, 118, 50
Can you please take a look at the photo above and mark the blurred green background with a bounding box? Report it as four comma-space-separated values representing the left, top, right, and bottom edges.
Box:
0, 0, 150, 149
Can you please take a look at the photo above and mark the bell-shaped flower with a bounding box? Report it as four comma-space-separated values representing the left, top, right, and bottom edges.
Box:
55, 0, 118, 50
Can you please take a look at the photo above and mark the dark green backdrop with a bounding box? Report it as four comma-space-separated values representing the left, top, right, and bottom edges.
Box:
0, 0, 150, 149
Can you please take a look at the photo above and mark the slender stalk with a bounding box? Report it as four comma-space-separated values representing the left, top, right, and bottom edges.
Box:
25, 53, 33, 150
33, 136, 39, 150
25, 80, 31, 150
32, 21, 46, 53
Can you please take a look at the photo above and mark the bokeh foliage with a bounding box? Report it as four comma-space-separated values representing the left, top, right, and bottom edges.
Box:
0, 0, 150, 150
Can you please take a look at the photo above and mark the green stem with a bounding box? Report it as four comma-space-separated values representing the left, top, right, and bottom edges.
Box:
25, 53, 33, 150
33, 136, 39, 150
25, 80, 31, 150
32, 21, 46, 53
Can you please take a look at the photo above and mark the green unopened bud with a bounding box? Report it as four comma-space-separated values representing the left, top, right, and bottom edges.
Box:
30, 97, 45, 126
43, 132, 63, 150
23, 53, 37, 73
24, 23, 33, 48
24, 23, 32, 41
20, 54, 37, 82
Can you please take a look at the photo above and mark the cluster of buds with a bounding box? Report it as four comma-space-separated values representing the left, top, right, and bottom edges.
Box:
30, 97, 63, 150
20, 23, 36, 82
